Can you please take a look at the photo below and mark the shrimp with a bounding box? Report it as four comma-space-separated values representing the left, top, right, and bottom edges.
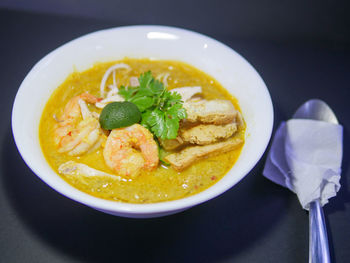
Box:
54, 92, 103, 156
103, 124, 159, 177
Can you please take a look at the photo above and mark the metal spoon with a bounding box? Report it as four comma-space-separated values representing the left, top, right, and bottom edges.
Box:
293, 99, 338, 263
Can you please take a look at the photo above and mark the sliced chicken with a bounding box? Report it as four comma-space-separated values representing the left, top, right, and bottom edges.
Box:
58, 161, 124, 181
159, 137, 185, 151
181, 122, 238, 145
183, 99, 238, 125
170, 86, 202, 102
160, 122, 238, 150
164, 137, 243, 171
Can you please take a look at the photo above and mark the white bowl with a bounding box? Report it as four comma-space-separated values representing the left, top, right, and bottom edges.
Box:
12, 26, 273, 218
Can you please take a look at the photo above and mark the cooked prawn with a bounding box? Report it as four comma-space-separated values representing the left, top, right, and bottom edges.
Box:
103, 124, 159, 177
54, 92, 103, 156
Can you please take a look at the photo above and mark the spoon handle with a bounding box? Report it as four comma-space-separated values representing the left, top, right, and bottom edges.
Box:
309, 200, 331, 263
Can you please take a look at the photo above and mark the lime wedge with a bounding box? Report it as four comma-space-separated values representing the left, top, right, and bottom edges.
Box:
99, 101, 141, 130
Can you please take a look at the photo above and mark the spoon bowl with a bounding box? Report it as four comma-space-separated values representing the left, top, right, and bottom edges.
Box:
293, 99, 338, 124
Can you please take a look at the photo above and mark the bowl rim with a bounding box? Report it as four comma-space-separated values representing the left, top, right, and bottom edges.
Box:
12, 25, 273, 215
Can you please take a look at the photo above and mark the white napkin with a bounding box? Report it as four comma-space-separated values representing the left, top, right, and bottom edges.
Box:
263, 119, 343, 210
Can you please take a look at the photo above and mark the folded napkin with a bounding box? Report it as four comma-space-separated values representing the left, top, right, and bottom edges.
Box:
263, 119, 343, 210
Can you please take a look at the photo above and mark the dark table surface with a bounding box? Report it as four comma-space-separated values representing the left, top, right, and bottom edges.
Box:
0, 8, 349, 263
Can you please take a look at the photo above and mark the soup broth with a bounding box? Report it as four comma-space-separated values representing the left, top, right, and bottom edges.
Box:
39, 58, 245, 203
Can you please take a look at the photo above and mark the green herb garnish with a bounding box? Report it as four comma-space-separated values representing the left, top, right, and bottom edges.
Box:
118, 71, 187, 140
159, 147, 170, 166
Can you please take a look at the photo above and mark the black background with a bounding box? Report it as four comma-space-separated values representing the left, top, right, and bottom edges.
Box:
0, 1, 349, 262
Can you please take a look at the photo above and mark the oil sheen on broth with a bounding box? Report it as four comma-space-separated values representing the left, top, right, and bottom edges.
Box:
39, 58, 245, 203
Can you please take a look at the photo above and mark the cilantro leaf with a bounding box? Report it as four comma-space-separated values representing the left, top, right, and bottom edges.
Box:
167, 104, 181, 117
118, 71, 187, 140
150, 79, 164, 94
147, 110, 166, 138
139, 71, 153, 89
176, 108, 187, 120
130, 96, 154, 112
165, 117, 179, 139
140, 110, 152, 129
167, 104, 188, 121
118, 86, 137, 100
166, 91, 182, 104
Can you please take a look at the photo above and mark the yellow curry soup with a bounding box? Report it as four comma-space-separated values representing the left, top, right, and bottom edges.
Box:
39, 58, 245, 203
